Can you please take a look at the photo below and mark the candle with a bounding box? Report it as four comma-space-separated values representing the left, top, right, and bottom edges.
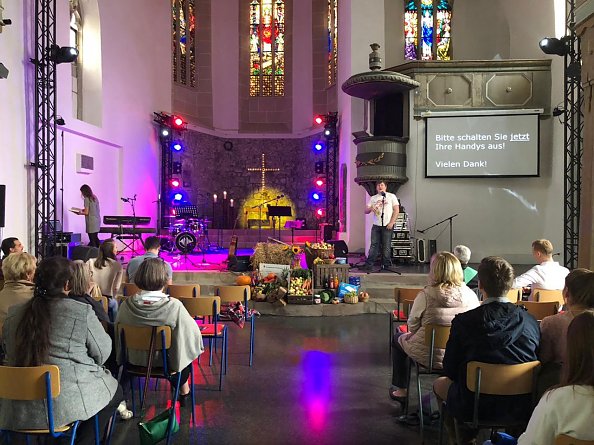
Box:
223, 191, 227, 199
213, 194, 217, 203
230, 199, 234, 207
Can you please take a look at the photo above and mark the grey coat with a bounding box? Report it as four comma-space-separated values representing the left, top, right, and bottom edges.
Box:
115, 291, 204, 372
0, 298, 118, 429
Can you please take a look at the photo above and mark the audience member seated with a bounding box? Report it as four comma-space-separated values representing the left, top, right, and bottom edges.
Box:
433, 256, 540, 445
0, 252, 36, 333
0, 256, 121, 444
0, 237, 24, 281
70, 260, 110, 324
537, 268, 594, 395
518, 310, 594, 444
115, 258, 203, 405
453, 245, 478, 289
512, 239, 569, 297
126, 236, 173, 285
87, 239, 122, 321
390, 252, 479, 405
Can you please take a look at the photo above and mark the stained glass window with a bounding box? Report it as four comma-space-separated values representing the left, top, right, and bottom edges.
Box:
172, 0, 196, 87
250, 0, 285, 97
327, 0, 338, 86
404, 0, 451, 61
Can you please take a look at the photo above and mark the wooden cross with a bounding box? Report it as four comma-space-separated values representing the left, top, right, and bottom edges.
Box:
247, 153, 280, 191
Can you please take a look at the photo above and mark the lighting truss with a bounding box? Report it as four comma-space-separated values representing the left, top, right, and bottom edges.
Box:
324, 112, 339, 231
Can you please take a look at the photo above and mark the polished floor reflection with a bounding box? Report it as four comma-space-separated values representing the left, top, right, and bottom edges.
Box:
110, 314, 437, 445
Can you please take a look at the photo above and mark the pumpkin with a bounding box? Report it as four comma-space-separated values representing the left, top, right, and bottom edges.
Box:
358, 291, 370, 302
236, 275, 252, 286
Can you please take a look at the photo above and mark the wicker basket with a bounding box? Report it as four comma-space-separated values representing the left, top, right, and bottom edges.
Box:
344, 293, 359, 304
313, 248, 333, 259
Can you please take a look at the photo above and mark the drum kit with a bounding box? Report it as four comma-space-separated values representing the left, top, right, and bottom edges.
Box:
161, 217, 211, 254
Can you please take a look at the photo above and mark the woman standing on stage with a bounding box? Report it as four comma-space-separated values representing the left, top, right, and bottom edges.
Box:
77, 184, 101, 247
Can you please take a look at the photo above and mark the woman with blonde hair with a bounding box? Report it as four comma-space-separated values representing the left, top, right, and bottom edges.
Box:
87, 239, 122, 321
0, 252, 37, 331
389, 251, 479, 404
70, 260, 109, 324
518, 310, 594, 444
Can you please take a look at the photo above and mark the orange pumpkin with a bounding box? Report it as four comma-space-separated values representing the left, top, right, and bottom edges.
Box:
236, 275, 252, 286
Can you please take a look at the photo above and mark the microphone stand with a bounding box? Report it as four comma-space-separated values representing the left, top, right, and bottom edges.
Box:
417, 214, 458, 252
251, 196, 281, 243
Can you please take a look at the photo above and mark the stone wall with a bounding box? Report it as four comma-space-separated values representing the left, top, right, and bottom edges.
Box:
179, 130, 327, 229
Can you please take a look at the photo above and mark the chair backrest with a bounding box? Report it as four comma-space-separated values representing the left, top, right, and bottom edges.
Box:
555, 435, 594, 445
466, 360, 540, 396
179, 296, 221, 318
394, 287, 422, 319
167, 284, 200, 298
506, 288, 522, 303
424, 324, 451, 371
215, 285, 251, 303
117, 324, 172, 351
516, 301, 559, 321
402, 299, 417, 318
0, 365, 61, 400
122, 282, 141, 297
92, 295, 109, 313
533, 289, 564, 305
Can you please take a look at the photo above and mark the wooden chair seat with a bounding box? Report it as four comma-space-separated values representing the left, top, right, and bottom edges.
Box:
516, 301, 559, 321
167, 284, 200, 298
555, 435, 594, 445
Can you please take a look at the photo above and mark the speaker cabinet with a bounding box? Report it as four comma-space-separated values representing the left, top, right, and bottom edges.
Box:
417, 239, 429, 263
70, 246, 99, 262
327, 240, 348, 257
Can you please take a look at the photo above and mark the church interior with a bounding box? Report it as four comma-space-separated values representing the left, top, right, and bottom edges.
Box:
1, 0, 594, 443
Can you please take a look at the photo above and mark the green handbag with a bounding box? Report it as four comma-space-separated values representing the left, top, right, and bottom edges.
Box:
136, 326, 180, 444
138, 408, 180, 445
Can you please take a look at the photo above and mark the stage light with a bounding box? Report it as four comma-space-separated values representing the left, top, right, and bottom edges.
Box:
49, 44, 78, 64
315, 161, 325, 174
315, 177, 325, 188
314, 141, 324, 152
173, 192, 183, 201
170, 178, 181, 188
171, 115, 186, 129
161, 128, 170, 137
316, 208, 325, 218
171, 141, 183, 151
539, 37, 569, 56
312, 192, 322, 201
172, 161, 182, 174
314, 115, 325, 125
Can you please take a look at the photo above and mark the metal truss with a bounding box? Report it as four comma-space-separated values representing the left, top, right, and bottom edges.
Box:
154, 112, 174, 231
325, 112, 339, 231
33, 0, 58, 258
563, 0, 583, 269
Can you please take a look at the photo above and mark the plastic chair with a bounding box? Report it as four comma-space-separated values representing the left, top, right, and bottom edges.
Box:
0, 365, 116, 445
533, 289, 564, 305
448, 360, 541, 444
215, 285, 255, 366
117, 324, 196, 437
167, 284, 200, 298
405, 323, 451, 443
516, 301, 559, 321
555, 435, 594, 445
179, 296, 227, 390
390, 287, 422, 357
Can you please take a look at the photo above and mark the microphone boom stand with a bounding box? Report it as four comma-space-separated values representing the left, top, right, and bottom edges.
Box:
417, 214, 458, 252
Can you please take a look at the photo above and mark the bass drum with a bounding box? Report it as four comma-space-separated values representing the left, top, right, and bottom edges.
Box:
175, 232, 197, 254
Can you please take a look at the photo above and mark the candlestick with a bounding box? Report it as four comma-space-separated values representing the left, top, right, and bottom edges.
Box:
230, 199, 234, 207
223, 191, 227, 199
213, 194, 217, 203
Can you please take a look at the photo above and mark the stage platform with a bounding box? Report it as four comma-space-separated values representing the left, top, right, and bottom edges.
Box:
119, 248, 432, 317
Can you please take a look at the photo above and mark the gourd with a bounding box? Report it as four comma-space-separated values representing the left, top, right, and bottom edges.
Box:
236, 275, 252, 286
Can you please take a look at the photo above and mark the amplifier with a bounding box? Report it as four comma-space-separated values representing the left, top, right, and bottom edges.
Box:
54, 232, 81, 244
392, 247, 412, 257
416, 239, 437, 263
393, 231, 410, 240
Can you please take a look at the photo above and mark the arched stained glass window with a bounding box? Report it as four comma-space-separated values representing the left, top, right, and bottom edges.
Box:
250, 0, 285, 97
172, 0, 196, 87
404, 0, 451, 61
327, 0, 338, 86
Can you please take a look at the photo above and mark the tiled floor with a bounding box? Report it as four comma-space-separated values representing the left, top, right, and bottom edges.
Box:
109, 314, 440, 445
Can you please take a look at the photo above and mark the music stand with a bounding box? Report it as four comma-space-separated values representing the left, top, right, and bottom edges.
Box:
268, 205, 292, 239
284, 220, 303, 244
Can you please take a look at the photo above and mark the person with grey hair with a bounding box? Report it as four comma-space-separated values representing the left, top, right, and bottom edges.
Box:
453, 245, 478, 288
69, 260, 109, 324
0, 252, 36, 332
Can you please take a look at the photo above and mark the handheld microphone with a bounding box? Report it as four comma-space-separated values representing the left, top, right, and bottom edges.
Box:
381, 192, 386, 197
121, 197, 129, 202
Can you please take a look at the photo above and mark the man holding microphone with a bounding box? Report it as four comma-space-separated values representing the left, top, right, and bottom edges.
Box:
361, 181, 400, 271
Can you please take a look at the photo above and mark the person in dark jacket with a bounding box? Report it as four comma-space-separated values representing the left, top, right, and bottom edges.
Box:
433, 256, 540, 445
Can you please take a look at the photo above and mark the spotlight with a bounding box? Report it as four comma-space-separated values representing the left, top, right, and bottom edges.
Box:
314, 177, 325, 188
171, 115, 186, 129
312, 192, 322, 201
314, 141, 324, 152
316, 208, 325, 218
161, 128, 170, 137
315, 161, 325, 174
170, 178, 181, 188
314, 115, 325, 125
171, 141, 183, 151
0, 19, 12, 27
55, 116, 66, 126
173, 192, 183, 201
324, 128, 331, 136
552, 106, 564, 117
49, 44, 78, 64
539, 37, 569, 56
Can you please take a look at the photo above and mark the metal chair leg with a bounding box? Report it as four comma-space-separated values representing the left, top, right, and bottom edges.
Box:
190, 365, 196, 425
417, 363, 424, 444
94, 414, 100, 445
249, 316, 255, 366
166, 373, 182, 445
